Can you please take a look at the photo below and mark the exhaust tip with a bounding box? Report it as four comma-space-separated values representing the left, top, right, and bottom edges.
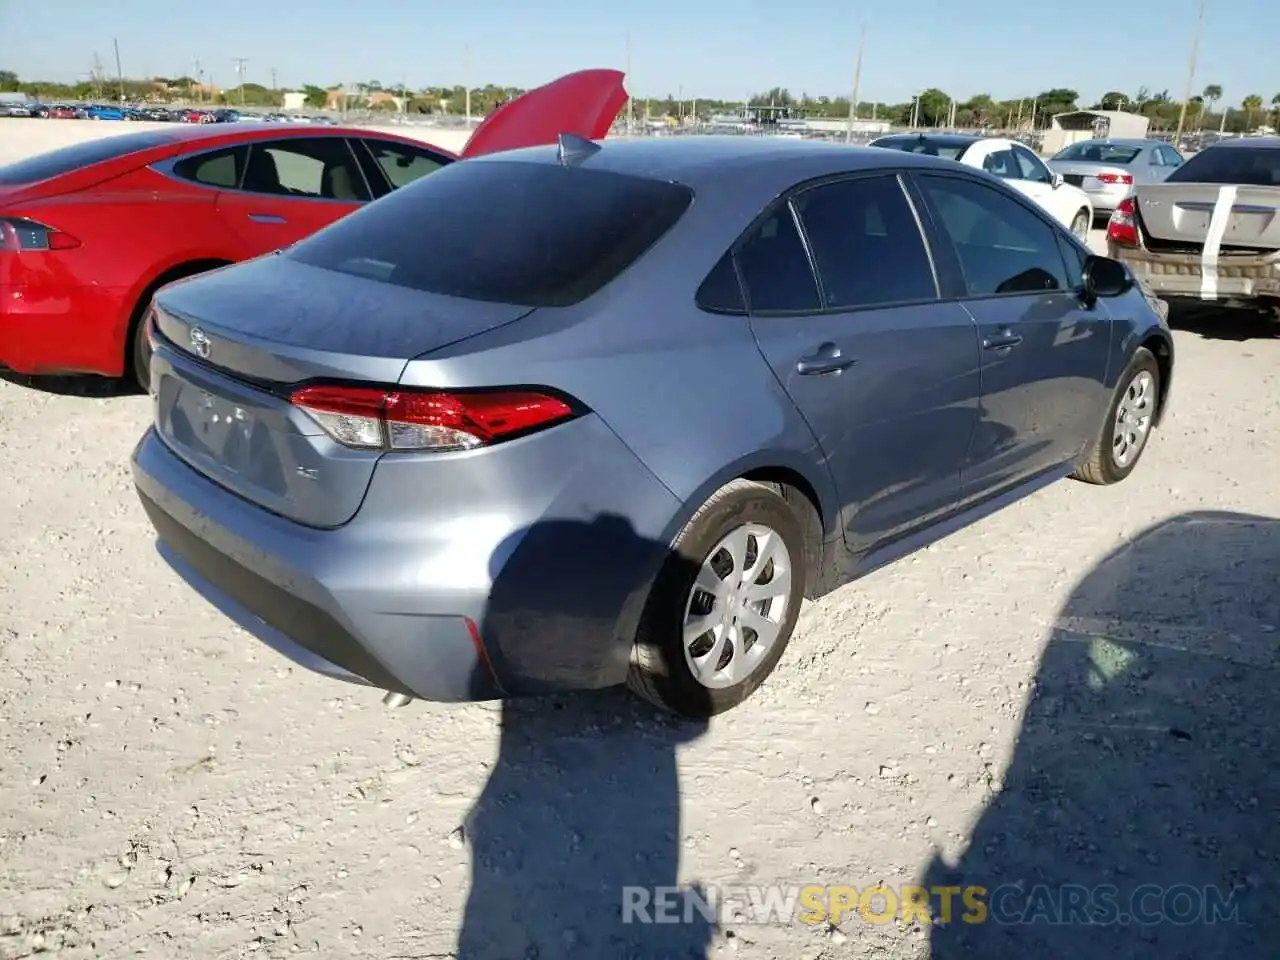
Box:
382, 691, 413, 708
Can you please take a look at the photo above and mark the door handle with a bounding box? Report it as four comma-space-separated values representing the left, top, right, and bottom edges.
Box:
982, 331, 1024, 351
248, 213, 287, 224
796, 342, 857, 376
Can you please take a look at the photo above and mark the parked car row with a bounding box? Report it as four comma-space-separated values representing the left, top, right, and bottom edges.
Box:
1, 69, 1176, 719
0, 102, 340, 125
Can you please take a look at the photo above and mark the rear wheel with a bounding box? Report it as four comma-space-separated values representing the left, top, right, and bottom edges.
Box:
1072, 347, 1161, 485
129, 299, 154, 393
626, 479, 807, 718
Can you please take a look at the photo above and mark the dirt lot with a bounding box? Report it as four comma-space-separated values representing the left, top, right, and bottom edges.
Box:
3, 273, 1280, 956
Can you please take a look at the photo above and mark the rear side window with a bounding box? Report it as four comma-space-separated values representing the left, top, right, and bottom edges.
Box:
735, 206, 821, 313
358, 139, 450, 192
1166, 146, 1280, 186
0, 131, 174, 185
792, 175, 936, 309
696, 253, 746, 314
173, 146, 248, 187
286, 159, 693, 307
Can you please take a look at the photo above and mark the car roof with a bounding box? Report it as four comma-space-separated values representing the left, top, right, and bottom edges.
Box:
474, 135, 969, 188
138, 123, 375, 146
1206, 136, 1280, 150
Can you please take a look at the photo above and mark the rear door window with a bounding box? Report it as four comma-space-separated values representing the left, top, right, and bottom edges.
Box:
173, 146, 248, 188
734, 206, 822, 313
792, 174, 936, 309
241, 138, 372, 201
0, 130, 174, 185
286, 159, 693, 307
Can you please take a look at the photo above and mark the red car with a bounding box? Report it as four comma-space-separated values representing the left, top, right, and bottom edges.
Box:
0, 69, 627, 387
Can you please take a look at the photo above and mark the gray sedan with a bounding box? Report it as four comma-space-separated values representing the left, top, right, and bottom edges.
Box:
1047, 139, 1186, 216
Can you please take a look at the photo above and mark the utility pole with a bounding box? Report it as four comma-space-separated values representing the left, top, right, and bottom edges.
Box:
846, 23, 865, 144
625, 33, 633, 135
463, 44, 471, 125
91, 53, 105, 100
1173, 0, 1205, 145
112, 38, 126, 104
193, 58, 203, 104
232, 57, 247, 105
271, 67, 277, 91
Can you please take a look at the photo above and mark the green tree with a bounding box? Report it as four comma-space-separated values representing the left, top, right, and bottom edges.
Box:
1242, 94, 1264, 129
301, 84, 328, 108
1096, 90, 1128, 110
0, 69, 19, 91
1272, 93, 1280, 129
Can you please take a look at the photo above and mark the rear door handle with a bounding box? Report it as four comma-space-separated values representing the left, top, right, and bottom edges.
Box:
796, 342, 857, 376
248, 213, 287, 224
982, 331, 1023, 351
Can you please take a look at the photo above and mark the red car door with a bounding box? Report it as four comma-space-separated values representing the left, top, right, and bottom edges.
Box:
214, 136, 369, 257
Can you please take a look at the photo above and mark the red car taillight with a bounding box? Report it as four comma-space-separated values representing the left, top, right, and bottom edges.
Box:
289, 384, 579, 452
1096, 172, 1134, 186
1107, 197, 1140, 248
0, 217, 81, 252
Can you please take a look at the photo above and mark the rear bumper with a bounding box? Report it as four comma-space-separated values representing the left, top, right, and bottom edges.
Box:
0, 281, 129, 376
1081, 183, 1131, 213
1111, 245, 1280, 304
131, 414, 685, 702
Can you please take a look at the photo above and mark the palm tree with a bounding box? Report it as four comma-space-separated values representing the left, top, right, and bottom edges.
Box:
1242, 94, 1264, 130
1202, 83, 1222, 128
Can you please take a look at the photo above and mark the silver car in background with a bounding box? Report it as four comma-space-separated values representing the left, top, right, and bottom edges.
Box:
1047, 139, 1186, 216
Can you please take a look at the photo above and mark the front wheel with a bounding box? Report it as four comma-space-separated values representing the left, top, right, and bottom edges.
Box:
1072, 347, 1161, 485
1070, 209, 1091, 241
626, 479, 807, 718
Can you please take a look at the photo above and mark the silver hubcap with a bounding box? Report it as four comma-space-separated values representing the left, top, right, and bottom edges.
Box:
682, 523, 793, 690
1072, 213, 1090, 240
1112, 369, 1155, 468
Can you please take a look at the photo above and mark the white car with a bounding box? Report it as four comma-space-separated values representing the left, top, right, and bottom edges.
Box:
869, 133, 1095, 240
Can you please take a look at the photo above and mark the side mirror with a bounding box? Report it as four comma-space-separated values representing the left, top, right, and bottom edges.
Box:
1051, 172, 1065, 189
1082, 255, 1133, 300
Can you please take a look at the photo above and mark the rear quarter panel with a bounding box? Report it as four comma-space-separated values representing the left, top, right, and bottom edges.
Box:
15, 165, 246, 374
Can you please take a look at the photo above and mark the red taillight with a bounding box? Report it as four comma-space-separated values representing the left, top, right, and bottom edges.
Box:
1107, 197, 1139, 248
1096, 172, 1134, 185
0, 217, 81, 253
289, 384, 579, 452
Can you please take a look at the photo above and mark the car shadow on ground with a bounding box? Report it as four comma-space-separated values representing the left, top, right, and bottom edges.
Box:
921, 510, 1280, 958
1166, 302, 1279, 341
457, 514, 716, 960
0, 370, 137, 398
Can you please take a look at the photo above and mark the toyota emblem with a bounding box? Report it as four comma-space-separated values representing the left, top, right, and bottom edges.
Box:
189, 326, 211, 359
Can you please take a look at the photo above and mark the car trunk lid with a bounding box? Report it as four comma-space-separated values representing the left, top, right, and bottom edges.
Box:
1048, 161, 1133, 189
460, 68, 627, 158
149, 255, 534, 528
1135, 183, 1280, 250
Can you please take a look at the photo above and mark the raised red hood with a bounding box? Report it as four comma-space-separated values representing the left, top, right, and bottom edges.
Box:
460, 69, 627, 158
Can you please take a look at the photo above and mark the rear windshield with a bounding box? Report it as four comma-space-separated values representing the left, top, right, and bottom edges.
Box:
872, 138, 968, 160
0, 131, 174, 185
1051, 142, 1142, 164
286, 159, 694, 307
1165, 145, 1280, 186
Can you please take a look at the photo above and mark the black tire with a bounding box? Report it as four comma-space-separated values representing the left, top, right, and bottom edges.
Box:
1072, 347, 1161, 485
626, 479, 807, 718
129, 300, 154, 393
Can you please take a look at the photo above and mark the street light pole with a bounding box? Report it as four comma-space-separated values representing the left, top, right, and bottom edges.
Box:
232, 58, 247, 106
112, 37, 125, 104
1173, 0, 1205, 146
846, 24, 865, 144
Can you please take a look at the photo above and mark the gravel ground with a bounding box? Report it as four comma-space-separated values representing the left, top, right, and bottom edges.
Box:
2, 235, 1279, 959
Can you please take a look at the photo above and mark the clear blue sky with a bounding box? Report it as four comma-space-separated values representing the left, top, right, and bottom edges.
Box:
3, 0, 1278, 106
